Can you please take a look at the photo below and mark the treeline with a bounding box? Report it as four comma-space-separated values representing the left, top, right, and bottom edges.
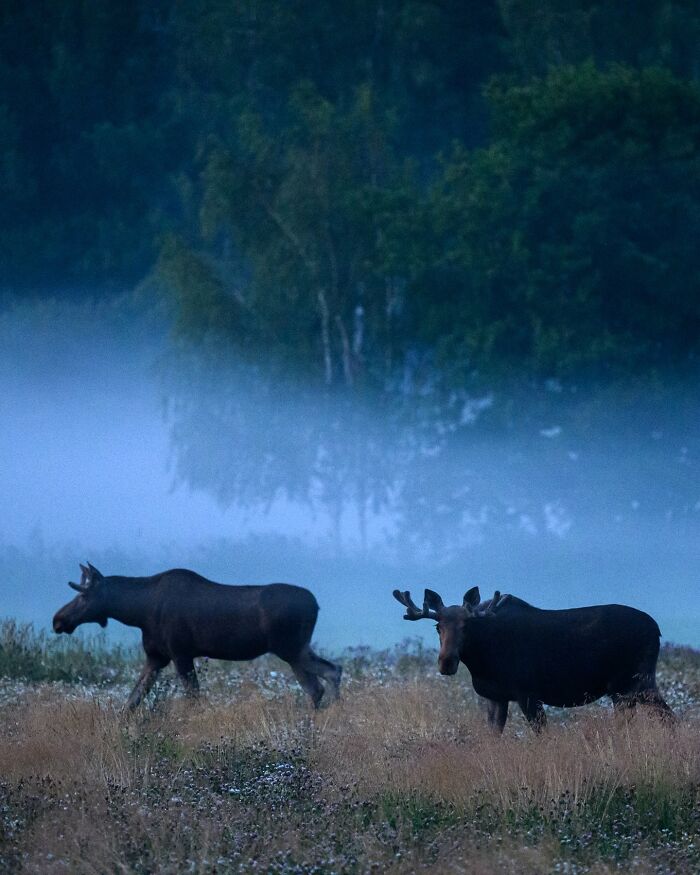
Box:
3, 1, 700, 382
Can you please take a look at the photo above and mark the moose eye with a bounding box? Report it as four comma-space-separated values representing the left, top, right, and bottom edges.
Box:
435, 624, 441, 633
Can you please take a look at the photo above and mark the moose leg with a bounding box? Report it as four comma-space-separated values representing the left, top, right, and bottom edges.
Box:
126, 655, 170, 711
610, 691, 641, 727
614, 687, 675, 723
299, 647, 342, 701
288, 662, 325, 709
174, 656, 200, 699
518, 696, 547, 733
638, 689, 675, 722
483, 699, 509, 734
610, 691, 629, 710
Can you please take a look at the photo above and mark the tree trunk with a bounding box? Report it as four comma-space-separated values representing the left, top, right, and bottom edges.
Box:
336, 314, 354, 388
317, 289, 333, 385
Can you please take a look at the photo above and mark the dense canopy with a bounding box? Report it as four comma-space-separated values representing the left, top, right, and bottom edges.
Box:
3, 0, 700, 382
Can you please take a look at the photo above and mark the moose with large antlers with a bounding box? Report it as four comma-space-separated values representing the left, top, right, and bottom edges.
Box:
53, 563, 342, 709
393, 586, 673, 732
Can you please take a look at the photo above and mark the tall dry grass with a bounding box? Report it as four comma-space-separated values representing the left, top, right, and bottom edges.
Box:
0, 653, 699, 873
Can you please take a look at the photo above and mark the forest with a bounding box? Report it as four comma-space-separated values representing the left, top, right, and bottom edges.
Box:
3, 0, 700, 387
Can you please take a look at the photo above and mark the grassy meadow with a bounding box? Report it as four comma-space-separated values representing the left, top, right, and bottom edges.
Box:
0, 621, 699, 874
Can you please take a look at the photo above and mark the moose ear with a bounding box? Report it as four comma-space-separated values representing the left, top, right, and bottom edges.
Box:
87, 562, 104, 580
423, 589, 444, 612
463, 586, 481, 610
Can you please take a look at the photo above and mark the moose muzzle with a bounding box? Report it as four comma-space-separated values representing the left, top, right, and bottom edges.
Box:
438, 656, 460, 675
53, 612, 73, 634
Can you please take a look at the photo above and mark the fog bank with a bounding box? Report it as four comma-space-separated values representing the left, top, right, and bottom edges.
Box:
2, 297, 699, 650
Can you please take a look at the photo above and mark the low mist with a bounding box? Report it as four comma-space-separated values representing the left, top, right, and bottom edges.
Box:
2, 297, 699, 650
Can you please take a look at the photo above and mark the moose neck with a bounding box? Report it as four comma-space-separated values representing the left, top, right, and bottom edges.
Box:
459, 617, 492, 675
102, 577, 154, 629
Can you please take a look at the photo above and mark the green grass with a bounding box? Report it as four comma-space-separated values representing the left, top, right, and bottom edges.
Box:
0, 618, 139, 684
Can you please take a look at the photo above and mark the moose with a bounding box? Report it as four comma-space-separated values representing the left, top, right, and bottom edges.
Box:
393, 586, 673, 732
53, 563, 342, 710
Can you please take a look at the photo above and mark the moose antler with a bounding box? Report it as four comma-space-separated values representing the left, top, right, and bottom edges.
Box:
392, 589, 439, 621
69, 562, 95, 593
479, 590, 512, 615
483, 590, 501, 614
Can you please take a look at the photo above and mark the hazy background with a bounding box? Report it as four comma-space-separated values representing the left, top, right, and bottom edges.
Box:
2, 296, 698, 650
2, 1, 700, 651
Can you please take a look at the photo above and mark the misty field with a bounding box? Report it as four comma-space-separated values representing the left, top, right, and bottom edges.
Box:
0, 624, 699, 874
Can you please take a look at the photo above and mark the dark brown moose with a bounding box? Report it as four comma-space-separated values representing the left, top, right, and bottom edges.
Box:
393, 586, 673, 732
54, 563, 342, 709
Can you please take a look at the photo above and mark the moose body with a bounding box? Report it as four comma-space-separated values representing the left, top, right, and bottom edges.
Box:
393, 587, 672, 732
54, 564, 342, 709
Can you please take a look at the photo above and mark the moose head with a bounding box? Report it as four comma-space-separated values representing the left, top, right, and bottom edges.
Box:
53, 563, 109, 633
392, 586, 502, 675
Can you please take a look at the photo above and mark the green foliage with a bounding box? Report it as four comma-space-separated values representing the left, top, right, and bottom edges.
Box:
190, 79, 425, 386
499, 0, 700, 78
0, 0, 180, 289
429, 64, 700, 378
157, 236, 241, 347
4, 1, 700, 381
